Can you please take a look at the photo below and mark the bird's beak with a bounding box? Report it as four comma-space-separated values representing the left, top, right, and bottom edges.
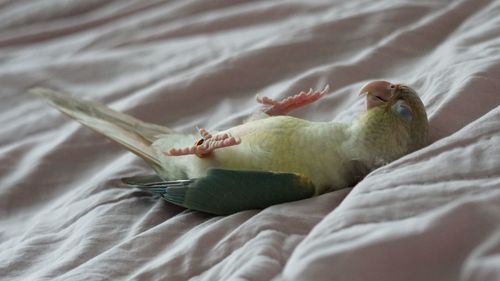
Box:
360, 80, 400, 110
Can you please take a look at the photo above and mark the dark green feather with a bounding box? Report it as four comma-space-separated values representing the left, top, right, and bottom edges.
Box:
122, 174, 165, 186
123, 168, 316, 215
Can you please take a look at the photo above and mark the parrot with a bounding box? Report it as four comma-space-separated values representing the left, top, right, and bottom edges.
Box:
31, 81, 428, 215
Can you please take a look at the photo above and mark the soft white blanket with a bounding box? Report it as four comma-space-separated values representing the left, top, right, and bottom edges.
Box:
1, 1, 499, 280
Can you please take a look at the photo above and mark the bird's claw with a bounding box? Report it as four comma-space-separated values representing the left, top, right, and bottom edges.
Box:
256, 85, 329, 116
165, 128, 241, 158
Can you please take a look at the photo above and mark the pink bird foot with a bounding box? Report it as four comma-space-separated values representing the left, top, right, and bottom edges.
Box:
256, 85, 329, 116
165, 128, 241, 158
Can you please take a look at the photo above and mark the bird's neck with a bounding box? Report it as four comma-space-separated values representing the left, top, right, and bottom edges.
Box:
346, 107, 411, 170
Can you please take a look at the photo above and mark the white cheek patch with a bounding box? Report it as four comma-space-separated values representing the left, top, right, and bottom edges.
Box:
392, 100, 413, 123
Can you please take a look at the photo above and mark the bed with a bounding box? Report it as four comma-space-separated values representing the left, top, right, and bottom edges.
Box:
1, 1, 499, 280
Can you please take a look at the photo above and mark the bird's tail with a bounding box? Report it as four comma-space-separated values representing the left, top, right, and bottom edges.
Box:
31, 88, 171, 167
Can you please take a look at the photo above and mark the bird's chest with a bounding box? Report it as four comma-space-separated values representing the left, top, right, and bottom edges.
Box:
205, 118, 306, 169
198, 118, 348, 190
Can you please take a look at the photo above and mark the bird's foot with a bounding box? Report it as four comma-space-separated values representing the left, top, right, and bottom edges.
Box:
165, 128, 241, 158
256, 85, 329, 116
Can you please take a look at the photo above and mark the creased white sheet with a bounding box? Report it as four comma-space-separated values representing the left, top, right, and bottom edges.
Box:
1, 1, 499, 280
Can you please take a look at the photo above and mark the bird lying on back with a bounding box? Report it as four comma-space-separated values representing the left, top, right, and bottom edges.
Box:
32, 81, 428, 215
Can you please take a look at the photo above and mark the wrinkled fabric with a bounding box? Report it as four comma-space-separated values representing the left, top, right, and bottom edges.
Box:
0, 1, 499, 280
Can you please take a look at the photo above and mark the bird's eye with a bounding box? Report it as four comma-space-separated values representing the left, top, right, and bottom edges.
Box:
392, 100, 413, 122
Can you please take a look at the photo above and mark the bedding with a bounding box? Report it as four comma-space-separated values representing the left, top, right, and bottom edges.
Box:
1, 0, 499, 280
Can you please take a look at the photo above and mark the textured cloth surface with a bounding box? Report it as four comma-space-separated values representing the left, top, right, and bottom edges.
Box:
1, 1, 499, 280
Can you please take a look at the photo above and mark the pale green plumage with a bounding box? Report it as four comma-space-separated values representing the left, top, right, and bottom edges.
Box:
152, 116, 352, 194
345, 85, 428, 170
150, 84, 428, 196
31, 83, 428, 214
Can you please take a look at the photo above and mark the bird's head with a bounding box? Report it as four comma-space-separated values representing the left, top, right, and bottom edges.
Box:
359, 80, 428, 152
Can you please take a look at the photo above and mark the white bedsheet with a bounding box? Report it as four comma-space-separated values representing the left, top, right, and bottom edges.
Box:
1, 1, 499, 280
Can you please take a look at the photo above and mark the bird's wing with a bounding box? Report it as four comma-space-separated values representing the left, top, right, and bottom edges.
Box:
121, 174, 166, 186
123, 168, 316, 215
31, 88, 171, 167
